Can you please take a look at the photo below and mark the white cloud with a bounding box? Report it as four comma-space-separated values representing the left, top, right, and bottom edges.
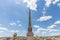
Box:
54, 20, 60, 25
48, 29, 58, 32
24, 0, 37, 10
0, 31, 4, 33
0, 27, 8, 31
10, 21, 22, 27
34, 25, 48, 35
33, 25, 40, 29
11, 30, 19, 33
42, 31, 47, 34
35, 20, 60, 34
10, 22, 17, 26
35, 30, 40, 34
34, 28, 48, 35
35, 27, 58, 35
57, 3, 60, 8
37, 28, 47, 31
42, 8, 46, 16
34, 24, 59, 35
37, 16, 52, 21
47, 25, 56, 29
41, 0, 53, 21
52, 0, 60, 8
53, 0, 60, 4
34, 25, 47, 31
45, 0, 52, 7
45, 0, 60, 7
47, 20, 60, 29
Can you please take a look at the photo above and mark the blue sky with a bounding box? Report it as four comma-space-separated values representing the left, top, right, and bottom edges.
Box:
0, 0, 60, 37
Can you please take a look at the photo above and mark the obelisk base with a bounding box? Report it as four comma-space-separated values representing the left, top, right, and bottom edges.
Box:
27, 36, 34, 40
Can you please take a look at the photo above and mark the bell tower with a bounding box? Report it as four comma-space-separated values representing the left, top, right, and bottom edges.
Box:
27, 9, 33, 36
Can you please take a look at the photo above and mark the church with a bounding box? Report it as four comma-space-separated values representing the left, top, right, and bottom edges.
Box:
0, 10, 60, 40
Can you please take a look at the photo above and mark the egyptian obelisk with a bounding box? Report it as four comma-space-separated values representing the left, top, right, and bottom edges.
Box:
27, 9, 34, 40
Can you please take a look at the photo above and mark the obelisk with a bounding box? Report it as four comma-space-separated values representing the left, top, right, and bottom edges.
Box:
27, 9, 34, 40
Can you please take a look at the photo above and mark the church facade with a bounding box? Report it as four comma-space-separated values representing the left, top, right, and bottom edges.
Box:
0, 10, 60, 40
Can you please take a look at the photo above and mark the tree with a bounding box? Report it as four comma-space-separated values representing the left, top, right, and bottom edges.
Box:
13, 32, 17, 37
13, 32, 17, 40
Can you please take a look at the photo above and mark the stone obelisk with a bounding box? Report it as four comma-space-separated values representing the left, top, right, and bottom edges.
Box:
27, 9, 34, 40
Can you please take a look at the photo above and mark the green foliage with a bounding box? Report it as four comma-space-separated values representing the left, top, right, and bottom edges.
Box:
13, 33, 17, 37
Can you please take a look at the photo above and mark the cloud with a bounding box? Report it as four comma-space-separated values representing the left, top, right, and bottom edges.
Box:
45, 0, 60, 7
33, 25, 40, 29
34, 20, 60, 36
34, 30, 40, 35
45, 0, 52, 7
35, 27, 58, 35
52, 0, 60, 8
47, 20, 60, 29
54, 20, 60, 24
47, 20, 60, 31
24, 0, 37, 10
41, 0, 53, 21
34, 25, 47, 35
11, 30, 19, 33
37, 28, 47, 31
43, 0, 53, 14
0, 27, 8, 31
10, 21, 22, 27
10, 22, 17, 26
57, 3, 60, 8
0, 27, 8, 33
37, 16, 52, 21
47, 25, 56, 29
0, 25, 8, 33
34, 23, 59, 35
53, 0, 60, 4
0, 31, 4, 33
42, 0, 60, 20
48, 29, 58, 32
42, 31, 47, 34
41, 0, 53, 22
34, 25, 47, 31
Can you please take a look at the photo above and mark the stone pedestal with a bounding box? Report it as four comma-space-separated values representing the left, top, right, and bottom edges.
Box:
27, 36, 34, 40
